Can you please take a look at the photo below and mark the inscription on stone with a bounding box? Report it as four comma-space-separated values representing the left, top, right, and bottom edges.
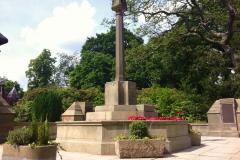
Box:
221, 104, 235, 123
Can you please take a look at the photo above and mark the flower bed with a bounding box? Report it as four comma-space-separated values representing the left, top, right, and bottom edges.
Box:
128, 116, 184, 121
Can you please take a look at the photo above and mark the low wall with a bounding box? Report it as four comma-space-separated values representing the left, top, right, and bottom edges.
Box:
190, 123, 209, 136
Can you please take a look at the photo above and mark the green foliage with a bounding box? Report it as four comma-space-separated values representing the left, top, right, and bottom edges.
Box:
0, 77, 24, 98
137, 86, 209, 122
113, 134, 127, 141
58, 87, 104, 110
37, 119, 49, 145
129, 121, 148, 139
31, 90, 62, 122
189, 128, 201, 136
14, 86, 104, 122
70, 27, 143, 90
12, 101, 32, 122
26, 49, 56, 89
7, 127, 33, 146
31, 118, 38, 143
82, 26, 143, 57
70, 52, 114, 90
7, 119, 50, 146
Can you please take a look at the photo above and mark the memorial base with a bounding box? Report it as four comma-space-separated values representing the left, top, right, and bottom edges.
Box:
56, 120, 191, 155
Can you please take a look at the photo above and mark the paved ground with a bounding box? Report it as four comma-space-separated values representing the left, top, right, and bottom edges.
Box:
1, 136, 240, 160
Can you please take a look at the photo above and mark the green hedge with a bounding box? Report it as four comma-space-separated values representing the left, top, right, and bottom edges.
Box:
137, 86, 209, 122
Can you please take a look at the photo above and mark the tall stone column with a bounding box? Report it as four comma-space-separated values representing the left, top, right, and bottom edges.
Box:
86, 0, 140, 121
115, 11, 124, 81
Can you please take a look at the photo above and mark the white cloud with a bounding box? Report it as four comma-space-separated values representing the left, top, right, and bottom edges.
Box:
21, 0, 96, 53
0, 0, 99, 90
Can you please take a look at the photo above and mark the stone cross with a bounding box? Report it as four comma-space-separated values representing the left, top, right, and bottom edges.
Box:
112, 0, 127, 81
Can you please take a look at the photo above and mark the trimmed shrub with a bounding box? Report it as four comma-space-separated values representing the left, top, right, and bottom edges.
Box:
7, 120, 50, 146
129, 121, 148, 139
7, 127, 33, 146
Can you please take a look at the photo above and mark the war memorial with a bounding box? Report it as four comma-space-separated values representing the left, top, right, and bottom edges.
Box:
55, 0, 191, 155
1, 0, 240, 159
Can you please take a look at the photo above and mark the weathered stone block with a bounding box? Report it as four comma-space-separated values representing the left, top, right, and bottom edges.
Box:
105, 81, 136, 106
115, 139, 165, 158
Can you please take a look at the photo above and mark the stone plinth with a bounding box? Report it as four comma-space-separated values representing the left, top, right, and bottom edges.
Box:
86, 81, 140, 121
62, 102, 93, 122
207, 98, 239, 137
105, 81, 136, 106
87, 104, 158, 121
56, 120, 191, 155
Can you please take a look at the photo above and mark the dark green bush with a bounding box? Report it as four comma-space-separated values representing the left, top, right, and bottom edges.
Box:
7, 127, 33, 146
32, 90, 62, 122
129, 121, 148, 139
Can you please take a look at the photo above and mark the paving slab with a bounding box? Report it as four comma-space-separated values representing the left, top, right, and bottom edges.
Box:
0, 136, 240, 160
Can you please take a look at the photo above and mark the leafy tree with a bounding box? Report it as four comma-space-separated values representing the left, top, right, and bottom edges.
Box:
55, 53, 79, 87
70, 27, 143, 90
82, 26, 143, 57
128, 0, 240, 70
26, 49, 56, 89
70, 52, 114, 90
126, 25, 234, 101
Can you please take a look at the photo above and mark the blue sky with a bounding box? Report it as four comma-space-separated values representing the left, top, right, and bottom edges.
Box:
0, 0, 113, 90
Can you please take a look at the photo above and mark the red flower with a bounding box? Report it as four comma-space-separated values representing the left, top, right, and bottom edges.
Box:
128, 116, 184, 121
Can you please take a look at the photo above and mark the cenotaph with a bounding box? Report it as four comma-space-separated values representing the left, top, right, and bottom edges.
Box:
86, 0, 139, 121
56, 0, 191, 155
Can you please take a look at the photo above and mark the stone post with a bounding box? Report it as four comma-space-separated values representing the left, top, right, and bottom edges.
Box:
115, 11, 124, 81
112, 0, 127, 81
